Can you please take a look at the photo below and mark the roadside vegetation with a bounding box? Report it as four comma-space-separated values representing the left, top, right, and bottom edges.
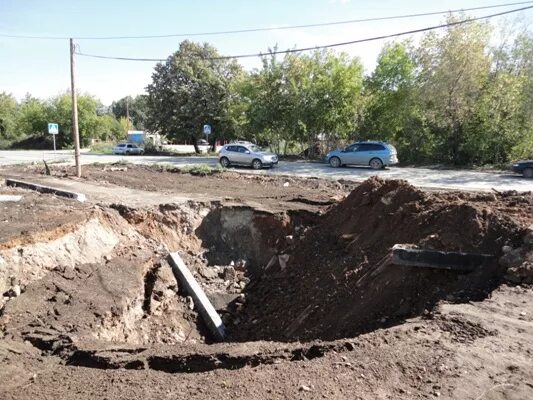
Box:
1, 14, 531, 166
89, 142, 114, 154
156, 163, 225, 176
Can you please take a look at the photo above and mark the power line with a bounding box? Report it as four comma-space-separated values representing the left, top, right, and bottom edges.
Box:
1, 1, 532, 40
75, 5, 533, 62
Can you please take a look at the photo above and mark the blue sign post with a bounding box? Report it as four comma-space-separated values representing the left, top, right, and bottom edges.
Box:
203, 124, 212, 146
48, 123, 59, 152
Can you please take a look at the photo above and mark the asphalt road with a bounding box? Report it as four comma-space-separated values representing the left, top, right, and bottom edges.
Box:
0, 150, 531, 192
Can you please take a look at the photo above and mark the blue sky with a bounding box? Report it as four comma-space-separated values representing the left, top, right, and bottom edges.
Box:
1, 0, 532, 104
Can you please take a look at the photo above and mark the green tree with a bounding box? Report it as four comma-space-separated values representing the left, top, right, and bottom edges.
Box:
362, 42, 434, 163
296, 50, 365, 149
146, 40, 242, 152
240, 49, 364, 155
93, 114, 124, 142
415, 15, 492, 164
49, 92, 103, 147
0, 92, 20, 145
16, 95, 50, 137
111, 95, 148, 130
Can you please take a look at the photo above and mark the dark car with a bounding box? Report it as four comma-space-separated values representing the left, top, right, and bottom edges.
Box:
511, 160, 533, 178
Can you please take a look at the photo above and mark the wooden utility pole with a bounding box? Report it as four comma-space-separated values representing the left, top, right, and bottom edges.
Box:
70, 38, 81, 177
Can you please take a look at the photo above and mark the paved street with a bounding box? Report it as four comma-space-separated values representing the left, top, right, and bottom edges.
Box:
0, 150, 531, 192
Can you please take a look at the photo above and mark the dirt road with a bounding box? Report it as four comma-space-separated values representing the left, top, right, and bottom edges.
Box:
0, 164, 532, 399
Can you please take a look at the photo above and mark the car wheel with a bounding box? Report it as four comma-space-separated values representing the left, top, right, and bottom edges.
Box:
329, 156, 341, 168
252, 159, 263, 170
220, 157, 230, 168
369, 158, 384, 170
524, 168, 533, 179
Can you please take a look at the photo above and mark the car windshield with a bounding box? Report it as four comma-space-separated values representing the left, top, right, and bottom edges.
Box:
249, 145, 264, 152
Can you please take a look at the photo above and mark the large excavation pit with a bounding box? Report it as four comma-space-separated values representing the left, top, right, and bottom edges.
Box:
1, 176, 532, 394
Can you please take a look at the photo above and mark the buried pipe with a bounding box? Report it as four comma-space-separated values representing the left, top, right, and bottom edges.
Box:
168, 253, 226, 341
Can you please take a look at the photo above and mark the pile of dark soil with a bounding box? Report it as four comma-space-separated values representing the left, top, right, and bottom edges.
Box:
232, 177, 527, 342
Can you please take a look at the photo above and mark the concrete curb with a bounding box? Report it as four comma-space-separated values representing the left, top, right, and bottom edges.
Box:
5, 178, 86, 202
168, 252, 226, 341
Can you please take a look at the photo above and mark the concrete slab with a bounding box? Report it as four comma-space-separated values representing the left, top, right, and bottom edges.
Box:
168, 253, 226, 341
5, 179, 86, 202
391, 244, 494, 272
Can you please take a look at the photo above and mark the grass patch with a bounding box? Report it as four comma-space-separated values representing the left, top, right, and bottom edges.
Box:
180, 164, 225, 176
90, 142, 114, 154
156, 163, 225, 176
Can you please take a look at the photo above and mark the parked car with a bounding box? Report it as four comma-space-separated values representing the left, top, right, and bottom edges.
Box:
219, 143, 278, 169
511, 160, 533, 178
325, 141, 398, 169
112, 143, 144, 155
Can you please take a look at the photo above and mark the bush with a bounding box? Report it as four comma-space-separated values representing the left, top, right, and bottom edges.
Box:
90, 142, 114, 154
179, 164, 225, 176
9, 135, 53, 150
0, 139, 12, 149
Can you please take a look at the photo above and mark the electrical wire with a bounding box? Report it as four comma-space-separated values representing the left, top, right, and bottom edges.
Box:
74, 5, 533, 62
0, 1, 532, 40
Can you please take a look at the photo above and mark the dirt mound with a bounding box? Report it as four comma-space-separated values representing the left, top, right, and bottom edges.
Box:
232, 178, 526, 342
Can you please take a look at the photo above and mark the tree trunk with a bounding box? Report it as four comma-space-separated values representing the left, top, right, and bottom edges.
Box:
192, 136, 200, 154
450, 123, 461, 165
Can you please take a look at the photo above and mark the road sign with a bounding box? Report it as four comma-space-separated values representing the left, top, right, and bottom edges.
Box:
48, 123, 59, 152
48, 123, 59, 135
203, 124, 212, 135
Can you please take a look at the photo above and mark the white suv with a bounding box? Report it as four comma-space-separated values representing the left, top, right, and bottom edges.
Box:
219, 143, 278, 169
112, 143, 144, 155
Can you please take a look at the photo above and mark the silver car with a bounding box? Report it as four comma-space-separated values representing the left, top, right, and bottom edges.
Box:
325, 141, 398, 169
112, 143, 144, 155
219, 142, 278, 169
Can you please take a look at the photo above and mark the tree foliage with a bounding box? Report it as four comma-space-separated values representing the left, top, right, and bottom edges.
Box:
111, 95, 148, 130
145, 40, 243, 150
227, 49, 364, 154
2, 17, 532, 163
0, 92, 126, 149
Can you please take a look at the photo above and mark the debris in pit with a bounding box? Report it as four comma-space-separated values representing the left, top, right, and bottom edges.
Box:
501, 228, 533, 284
229, 177, 527, 342
168, 252, 226, 341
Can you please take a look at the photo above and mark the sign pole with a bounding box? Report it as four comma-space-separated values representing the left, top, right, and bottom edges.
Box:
70, 38, 81, 178
48, 123, 59, 153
